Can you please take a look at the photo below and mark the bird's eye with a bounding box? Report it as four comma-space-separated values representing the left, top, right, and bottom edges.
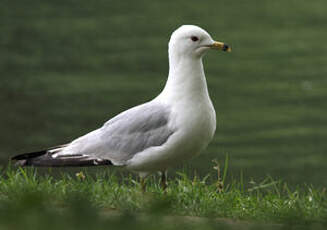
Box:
190, 36, 199, 42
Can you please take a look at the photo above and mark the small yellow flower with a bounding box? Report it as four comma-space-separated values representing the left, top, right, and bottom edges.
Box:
76, 171, 86, 180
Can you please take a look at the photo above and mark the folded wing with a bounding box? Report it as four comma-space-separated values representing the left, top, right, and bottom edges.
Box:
12, 102, 175, 167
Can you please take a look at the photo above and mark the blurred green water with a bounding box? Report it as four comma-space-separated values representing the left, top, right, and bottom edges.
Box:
1, 0, 327, 186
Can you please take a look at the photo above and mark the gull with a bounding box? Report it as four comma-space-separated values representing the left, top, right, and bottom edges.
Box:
11, 25, 231, 190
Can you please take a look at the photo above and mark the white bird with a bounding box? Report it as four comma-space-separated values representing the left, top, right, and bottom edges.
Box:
12, 25, 231, 190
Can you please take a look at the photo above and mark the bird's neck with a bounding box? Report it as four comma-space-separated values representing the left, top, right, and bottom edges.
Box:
160, 55, 210, 102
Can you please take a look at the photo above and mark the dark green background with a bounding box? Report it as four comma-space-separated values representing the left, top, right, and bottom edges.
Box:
1, 0, 327, 186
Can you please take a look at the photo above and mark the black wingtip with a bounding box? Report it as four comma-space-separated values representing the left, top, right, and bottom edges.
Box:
11, 150, 114, 167
11, 150, 48, 161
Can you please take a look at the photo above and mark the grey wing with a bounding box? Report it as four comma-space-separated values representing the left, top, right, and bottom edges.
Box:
54, 102, 175, 166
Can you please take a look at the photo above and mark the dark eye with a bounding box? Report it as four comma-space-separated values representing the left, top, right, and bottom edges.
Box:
191, 36, 199, 42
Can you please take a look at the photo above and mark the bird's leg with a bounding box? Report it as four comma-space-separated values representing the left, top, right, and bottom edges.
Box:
139, 172, 149, 193
140, 177, 146, 193
160, 170, 168, 191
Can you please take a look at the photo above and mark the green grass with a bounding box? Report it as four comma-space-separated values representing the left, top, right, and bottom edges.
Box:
0, 164, 326, 229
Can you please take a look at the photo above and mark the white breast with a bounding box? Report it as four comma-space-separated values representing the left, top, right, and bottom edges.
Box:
171, 93, 216, 158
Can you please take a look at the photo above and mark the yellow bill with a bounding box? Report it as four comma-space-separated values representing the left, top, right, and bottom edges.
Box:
208, 41, 231, 52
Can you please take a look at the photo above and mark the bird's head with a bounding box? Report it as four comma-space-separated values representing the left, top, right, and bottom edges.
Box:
169, 25, 231, 59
